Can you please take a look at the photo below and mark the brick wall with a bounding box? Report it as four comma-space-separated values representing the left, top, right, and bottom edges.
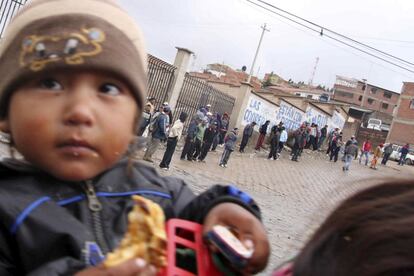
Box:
357, 128, 388, 148
387, 122, 414, 145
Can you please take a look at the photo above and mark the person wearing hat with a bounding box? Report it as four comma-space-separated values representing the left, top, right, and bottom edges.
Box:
143, 105, 171, 162
137, 102, 152, 136
159, 111, 188, 170
239, 121, 256, 153
0, 1, 271, 273
220, 128, 238, 167
198, 120, 218, 162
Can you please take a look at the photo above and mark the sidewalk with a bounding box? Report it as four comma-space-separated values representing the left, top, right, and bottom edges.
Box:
138, 143, 414, 274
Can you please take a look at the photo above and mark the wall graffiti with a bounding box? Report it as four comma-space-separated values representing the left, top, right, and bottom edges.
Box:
328, 110, 346, 131
241, 94, 279, 131
275, 100, 304, 131
305, 106, 328, 127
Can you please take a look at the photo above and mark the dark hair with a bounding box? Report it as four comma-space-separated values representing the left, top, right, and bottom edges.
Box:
293, 180, 414, 276
179, 111, 188, 123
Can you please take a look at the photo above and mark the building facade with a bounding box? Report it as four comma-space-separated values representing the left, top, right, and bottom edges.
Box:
333, 75, 399, 115
387, 82, 414, 145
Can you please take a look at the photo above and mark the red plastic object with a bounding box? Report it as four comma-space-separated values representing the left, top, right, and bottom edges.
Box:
158, 219, 222, 276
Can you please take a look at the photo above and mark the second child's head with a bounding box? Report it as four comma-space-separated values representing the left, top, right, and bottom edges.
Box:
0, 0, 147, 181
292, 180, 414, 276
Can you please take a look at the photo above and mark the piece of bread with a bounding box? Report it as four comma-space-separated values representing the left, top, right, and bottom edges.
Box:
104, 195, 167, 268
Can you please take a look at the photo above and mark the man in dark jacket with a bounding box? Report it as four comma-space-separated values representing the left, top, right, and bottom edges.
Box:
292, 126, 307, 161
255, 120, 270, 151
317, 124, 328, 150
239, 122, 256, 153
143, 106, 171, 162
398, 144, 410, 166
268, 125, 281, 160
381, 143, 393, 165
180, 117, 199, 161
198, 122, 218, 162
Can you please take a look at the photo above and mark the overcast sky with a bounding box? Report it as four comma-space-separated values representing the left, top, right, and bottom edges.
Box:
119, 0, 414, 93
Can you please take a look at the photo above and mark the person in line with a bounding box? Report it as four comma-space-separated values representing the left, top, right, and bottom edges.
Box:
143, 106, 171, 163
326, 127, 339, 155
359, 138, 372, 166
381, 143, 393, 165
398, 143, 410, 166
343, 139, 358, 171
210, 112, 222, 152
159, 112, 188, 170
255, 120, 270, 151
198, 122, 218, 162
239, 121, 256, 153
278, 126, 288, 156
329, 134, 343, 162
370, 143, 383, 170
220, 128, 238, 168
218, 112, 230, 146
146, 96, 156, 114
191, 118, 208, 161
0, 1, 270, 275
317, 125, 328, 150
291, 126, 306, 162
273, 180, 414, 276
180, 117, 199, 161
268, 125, 281, 160
137, 102, 152, 136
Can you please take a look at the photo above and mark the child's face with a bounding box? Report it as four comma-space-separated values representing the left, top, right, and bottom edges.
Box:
3, 71, 138, 181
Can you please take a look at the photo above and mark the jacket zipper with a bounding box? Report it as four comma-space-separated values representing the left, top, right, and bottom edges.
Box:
83, 180, 110, 255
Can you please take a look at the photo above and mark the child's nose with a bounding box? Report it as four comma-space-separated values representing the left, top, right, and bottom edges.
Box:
63, 91, 95, 127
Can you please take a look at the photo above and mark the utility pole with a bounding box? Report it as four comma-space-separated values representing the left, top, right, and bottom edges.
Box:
308, 57, 319, 87
360, 78, 368, 107
247, 23, 270, 83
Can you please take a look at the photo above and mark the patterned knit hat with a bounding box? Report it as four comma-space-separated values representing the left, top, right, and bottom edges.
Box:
0, 0, 147, 119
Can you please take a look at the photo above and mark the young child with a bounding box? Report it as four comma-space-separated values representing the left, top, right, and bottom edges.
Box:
219, 128, 238, 168
370, 143, 383, 170
273, 180, 414, 276
0, 1, 270, 275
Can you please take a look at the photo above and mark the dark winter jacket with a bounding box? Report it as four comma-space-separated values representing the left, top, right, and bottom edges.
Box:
243, 124, 254, 137
203, 127, 218, 144
345, 143, 358, 156
259, 122, 269, 135
320, 126, 327, 137
186, 119, 198, 140
0, 158, 261, 276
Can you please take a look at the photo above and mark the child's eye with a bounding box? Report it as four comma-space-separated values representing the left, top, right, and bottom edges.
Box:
40, 79, 63, 90
99, 83, 122, 96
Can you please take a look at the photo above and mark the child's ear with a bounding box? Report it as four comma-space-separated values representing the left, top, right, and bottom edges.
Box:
0, 120, 10, 133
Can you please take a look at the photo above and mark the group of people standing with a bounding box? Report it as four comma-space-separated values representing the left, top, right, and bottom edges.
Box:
139, 98, 240, 169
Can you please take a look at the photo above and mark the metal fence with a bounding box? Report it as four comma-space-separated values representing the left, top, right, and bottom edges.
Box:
147, 54, 176, 110
0, 0, 27, 38
174, 73, 235, 130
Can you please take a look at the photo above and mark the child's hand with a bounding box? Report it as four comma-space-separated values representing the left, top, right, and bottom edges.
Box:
75, 258, 157, 276
203, 203, 270, 274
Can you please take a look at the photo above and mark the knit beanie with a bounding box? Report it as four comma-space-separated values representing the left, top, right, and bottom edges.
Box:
0, 0, 147, 119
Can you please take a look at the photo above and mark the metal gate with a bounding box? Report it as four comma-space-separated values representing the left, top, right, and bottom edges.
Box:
147, 54, 176, 110
0, 0, 27, 38
174, 73, 235, 130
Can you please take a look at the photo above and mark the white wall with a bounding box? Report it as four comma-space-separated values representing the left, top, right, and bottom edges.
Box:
275, 100, 305, 132
328, 110, 346, 131
305, 106, 328, 127
241, 94, 280, 131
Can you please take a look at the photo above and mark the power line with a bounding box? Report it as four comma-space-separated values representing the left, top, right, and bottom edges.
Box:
254, 0, 414, 68
245, 0, 414, 74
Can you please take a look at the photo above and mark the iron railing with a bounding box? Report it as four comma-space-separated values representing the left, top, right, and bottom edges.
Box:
174, 73, 235, 131
147, 54, 176, 110
0, 0, 27, 38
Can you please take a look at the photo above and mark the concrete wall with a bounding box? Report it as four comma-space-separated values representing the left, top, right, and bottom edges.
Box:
357, 128, 388, 149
